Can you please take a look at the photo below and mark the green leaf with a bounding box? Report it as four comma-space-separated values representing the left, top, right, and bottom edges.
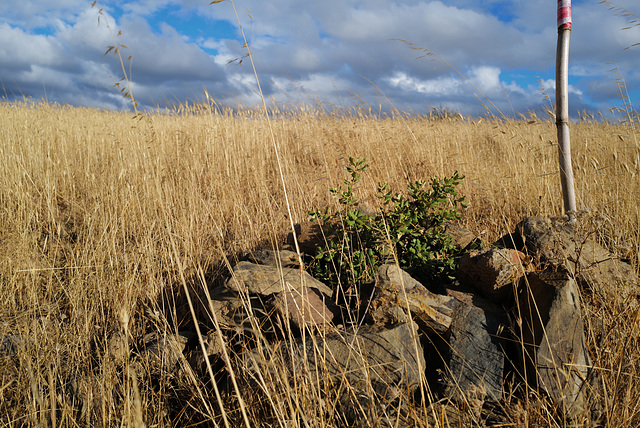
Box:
309, 158, 466, 289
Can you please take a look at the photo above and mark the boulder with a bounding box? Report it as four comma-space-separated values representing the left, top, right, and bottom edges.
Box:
516, 216, 639, 298
243, 248, 301, 268
141, 332, 190, 372
247, 322, 425, 425
188, 331, 228, 370
208, 330, 228, 353
442, 288, 508, 406
445, 224, 477, 250
516, 270, 593, 413
458, 248, 532, 303
225, 261, 333, 297
270, 286, 339, 331
368, 264, 456, 333
207, 286, 250, 329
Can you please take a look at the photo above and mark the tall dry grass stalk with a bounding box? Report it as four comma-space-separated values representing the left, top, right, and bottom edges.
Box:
0, 99, 639, 426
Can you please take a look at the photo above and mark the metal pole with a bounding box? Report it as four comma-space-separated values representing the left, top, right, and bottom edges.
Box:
556, 0, 577, 222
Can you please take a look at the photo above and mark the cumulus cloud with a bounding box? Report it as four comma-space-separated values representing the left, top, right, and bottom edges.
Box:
0, 0, 87, 29
0, 0, 638, 116
386, 72, 462, 96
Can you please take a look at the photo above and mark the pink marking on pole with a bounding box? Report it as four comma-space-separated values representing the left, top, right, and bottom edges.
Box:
557, 0, 572, 29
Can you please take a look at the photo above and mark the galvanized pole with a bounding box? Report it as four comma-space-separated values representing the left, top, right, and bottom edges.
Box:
556, 0, 577, 222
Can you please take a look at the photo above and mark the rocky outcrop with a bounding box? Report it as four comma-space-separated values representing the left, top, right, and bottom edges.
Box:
141, 331, 189, 370
368, 263, 457, 332
446, 224, 477, 250
74, 215, 634, 427
225, 261, 333, 297
246, 321, 426, 425
458, 247, 532, 303
270, 285, 339, 330
442, 288, 507, 408
243, 248, 301, 268
517, 216, 639, 304
516, 270, 592, 413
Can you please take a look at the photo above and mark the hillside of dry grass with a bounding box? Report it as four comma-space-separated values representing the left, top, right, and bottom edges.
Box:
0, 100, 638, 426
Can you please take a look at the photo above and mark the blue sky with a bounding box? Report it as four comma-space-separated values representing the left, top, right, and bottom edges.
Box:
1, 0, 639, 117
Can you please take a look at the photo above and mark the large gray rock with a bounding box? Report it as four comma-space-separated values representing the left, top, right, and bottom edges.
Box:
445, 224, 477, 250
141, 331, 189, 370
368, 264, 457, 333
458, 248, 532, 303
270, 286, 339, 331
516, 216, 638, 298
243, 248, 301, 268
517, 270, 592, 413
247, 322, 425, 425
225, 261, 333, 297
188, 331, 228, 370
442, 288, 507, 406
514, 215, 633, 417
206, 286, 255, 333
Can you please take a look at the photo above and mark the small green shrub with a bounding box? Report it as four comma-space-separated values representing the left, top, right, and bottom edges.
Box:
309, 157, 467, 290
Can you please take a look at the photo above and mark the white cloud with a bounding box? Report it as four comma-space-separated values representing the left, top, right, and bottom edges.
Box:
539, 79, 582, 96
1, 0, 638, 116
0, 0, 87, 29
291, 49, 322, 71
387, 66, 524, 101
0, 24, 68, 71
468, 66, 502, 96
55, 7, 114, 56
386, 71, 462, 96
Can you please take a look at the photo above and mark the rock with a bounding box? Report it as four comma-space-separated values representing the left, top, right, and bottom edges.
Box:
368, 264, 456, 333
107, 330, 129, 364
188, 331, 227, 369
516, 216, 639, 298
225, 261, 333, 298
516, 270, 592, 414
300, 322, 425, 392
207, 286, 249, 329
243, 248, 301, 268
458, 248, 532, 303
141, 332, 189, 370
513, 215, 635, 416
0, 335, 23, 357
270, 286, 338, 331
200, 332, 226, 357
441, 288, 508, 407
247, 322, 425, 426
446, 224, 477, 250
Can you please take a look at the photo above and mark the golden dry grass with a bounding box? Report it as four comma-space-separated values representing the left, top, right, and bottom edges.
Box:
0, 99, 639, 426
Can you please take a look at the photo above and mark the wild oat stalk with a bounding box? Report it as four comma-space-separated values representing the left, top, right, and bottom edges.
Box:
92, 1, 139, 115
599, 0, 640, 50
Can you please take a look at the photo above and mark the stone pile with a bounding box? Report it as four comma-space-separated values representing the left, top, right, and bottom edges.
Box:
75, 216, 639, 425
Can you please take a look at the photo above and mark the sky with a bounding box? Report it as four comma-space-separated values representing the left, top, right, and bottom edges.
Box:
1, 0, 639, 117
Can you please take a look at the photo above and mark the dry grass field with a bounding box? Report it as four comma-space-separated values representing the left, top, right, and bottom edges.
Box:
0, 99, 639, 426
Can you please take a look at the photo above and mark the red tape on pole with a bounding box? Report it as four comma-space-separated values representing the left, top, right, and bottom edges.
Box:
557, 0, 572, 29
